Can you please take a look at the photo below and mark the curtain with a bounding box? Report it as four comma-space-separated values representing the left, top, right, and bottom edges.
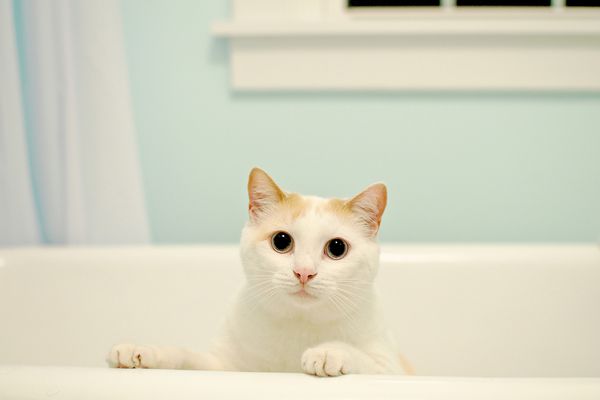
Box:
0, 0, 39, 245
0, 0, 150, 245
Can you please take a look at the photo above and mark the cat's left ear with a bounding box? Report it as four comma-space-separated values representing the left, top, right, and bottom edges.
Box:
346, 183, 387, 237
247, 167, 286, 222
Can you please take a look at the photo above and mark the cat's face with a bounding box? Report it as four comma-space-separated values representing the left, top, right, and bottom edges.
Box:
240, 168, 387, 322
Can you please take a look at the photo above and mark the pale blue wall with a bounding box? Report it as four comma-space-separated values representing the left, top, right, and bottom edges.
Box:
120, 0, 600, 243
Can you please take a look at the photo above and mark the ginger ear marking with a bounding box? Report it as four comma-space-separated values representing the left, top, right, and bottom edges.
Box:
247, 168, 286, 222
346, 183, 388, 237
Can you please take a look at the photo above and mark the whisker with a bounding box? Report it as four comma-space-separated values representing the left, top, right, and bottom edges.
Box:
245, 286, 280, 315
332, 291, 363, 321
335, 286, 373, 305
327, 295, 361, 336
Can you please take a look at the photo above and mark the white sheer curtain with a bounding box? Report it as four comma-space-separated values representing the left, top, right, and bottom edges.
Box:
0, 0, 40, 245
0, 0, 149, 245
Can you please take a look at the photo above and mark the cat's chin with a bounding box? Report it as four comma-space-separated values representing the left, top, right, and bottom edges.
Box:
284, 288, 323, 308
291, 288, 317, 300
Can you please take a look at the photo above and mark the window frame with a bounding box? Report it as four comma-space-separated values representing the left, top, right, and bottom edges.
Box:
212, 0, 600, 90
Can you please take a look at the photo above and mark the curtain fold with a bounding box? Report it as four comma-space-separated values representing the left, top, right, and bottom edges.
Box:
1, 0, 150, 245
0, 0, 40, 245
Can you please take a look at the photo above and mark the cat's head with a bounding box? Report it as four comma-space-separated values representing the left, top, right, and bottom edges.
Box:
240, 168, 387, 322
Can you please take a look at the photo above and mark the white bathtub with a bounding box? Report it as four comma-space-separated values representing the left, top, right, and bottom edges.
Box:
1, 245, 599, 399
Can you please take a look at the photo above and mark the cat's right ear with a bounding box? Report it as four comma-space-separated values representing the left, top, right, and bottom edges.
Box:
247, 168, 285, 222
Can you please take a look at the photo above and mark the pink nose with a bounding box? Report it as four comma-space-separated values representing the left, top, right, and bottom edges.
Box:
293, 268, 317, 284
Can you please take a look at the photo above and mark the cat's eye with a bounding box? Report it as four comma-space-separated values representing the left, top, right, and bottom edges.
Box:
325, 238, 348, 260
271, 231, 294, 254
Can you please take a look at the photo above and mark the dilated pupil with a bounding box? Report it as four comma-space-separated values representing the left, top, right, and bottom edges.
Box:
328, 239, 346, 257
273, 232, 291, 251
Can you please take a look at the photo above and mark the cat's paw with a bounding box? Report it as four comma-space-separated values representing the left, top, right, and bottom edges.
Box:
107, 343, 159, 369
301, 346, 353, 377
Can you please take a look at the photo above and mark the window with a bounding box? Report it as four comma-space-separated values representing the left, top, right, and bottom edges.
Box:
456, 0, 550, 5
349, 0, 441, 6
348, 0, 600, 7
213, 0, 600, 90
565, 0, 600, 6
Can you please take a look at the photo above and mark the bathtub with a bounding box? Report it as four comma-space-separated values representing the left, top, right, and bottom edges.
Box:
0, 244, 599, 399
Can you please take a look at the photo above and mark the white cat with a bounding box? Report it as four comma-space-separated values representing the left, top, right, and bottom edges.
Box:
107, 168, 407, 376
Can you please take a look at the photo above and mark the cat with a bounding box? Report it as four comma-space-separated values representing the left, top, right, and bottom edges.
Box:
107, 168, 406, 376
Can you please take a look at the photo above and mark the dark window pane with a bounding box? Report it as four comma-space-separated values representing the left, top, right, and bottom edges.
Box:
349, 0, 441, 6
566, 0, 600, 6
457, 0, 550, 5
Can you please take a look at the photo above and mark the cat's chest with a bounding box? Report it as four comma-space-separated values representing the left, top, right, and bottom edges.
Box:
230, 317, 345, 372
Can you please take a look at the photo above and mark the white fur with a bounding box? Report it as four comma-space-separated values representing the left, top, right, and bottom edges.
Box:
108, 178, 403, 376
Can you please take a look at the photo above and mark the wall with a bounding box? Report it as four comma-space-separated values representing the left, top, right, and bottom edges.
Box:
120, 0, 600, 243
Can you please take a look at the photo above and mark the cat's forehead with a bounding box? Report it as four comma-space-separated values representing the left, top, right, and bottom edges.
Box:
275, 194, 357, 239
282, 194, 350, 219
247, 193, 356, 240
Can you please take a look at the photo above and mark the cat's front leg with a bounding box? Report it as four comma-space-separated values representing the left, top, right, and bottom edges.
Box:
107, 343, 223, 370
301, 341, 389, 377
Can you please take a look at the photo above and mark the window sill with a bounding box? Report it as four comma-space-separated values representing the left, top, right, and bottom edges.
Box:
212, 13, 600, 91
212, 18, 600, 38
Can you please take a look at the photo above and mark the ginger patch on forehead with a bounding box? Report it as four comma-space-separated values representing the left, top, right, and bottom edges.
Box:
280, 193, 307, 219
249, 193, 308, 241
252, 194, 355, 240
280, 196, 356, 222
283, 195, 352, 221
325, 198, 354, 219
